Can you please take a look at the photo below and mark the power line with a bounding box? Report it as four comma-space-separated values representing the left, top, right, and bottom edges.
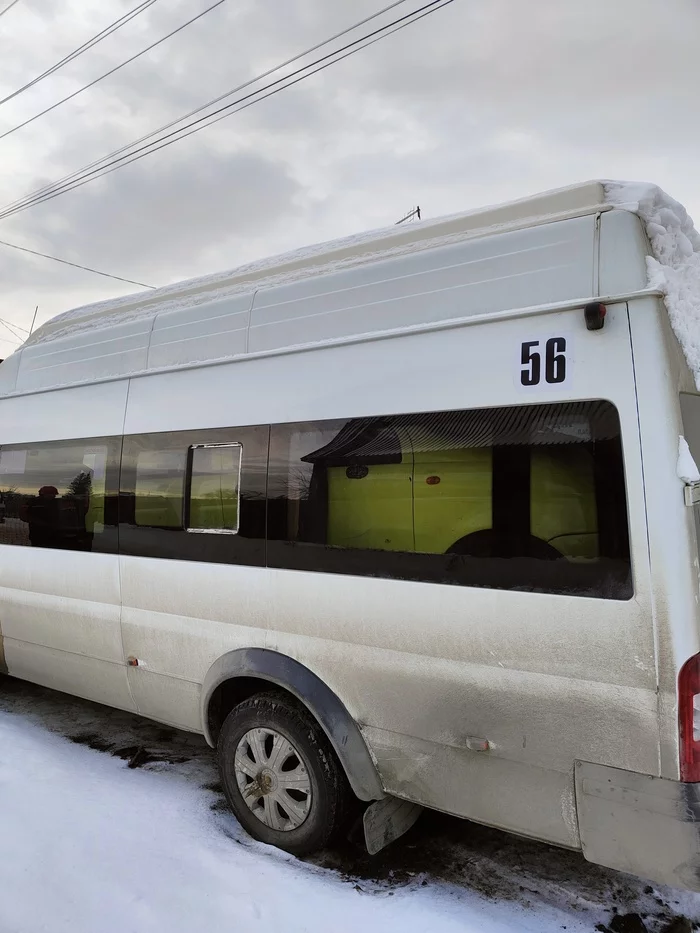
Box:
3, 1, 445, 215
0, 238, 156, 288
0, 0, 454, 220
0, 0, 21, 20
0, 318, 24, 341
0, 0, 160, 109
0, 0, 413, 218
0, 0, 226, 142
0, 316, 28, 335
0, 336, 22, 351
0, 314, 30, 349
117, 2, 454, 179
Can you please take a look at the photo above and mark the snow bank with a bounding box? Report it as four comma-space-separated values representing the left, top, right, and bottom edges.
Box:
0, 712, 567, 933
605, 181, 700, 389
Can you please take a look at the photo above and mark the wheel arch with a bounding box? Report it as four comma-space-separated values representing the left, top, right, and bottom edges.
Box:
201, 647, 385, 802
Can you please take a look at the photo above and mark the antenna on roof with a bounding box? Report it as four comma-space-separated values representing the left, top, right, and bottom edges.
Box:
395, 205, 421, 225
29, 305, 38, 337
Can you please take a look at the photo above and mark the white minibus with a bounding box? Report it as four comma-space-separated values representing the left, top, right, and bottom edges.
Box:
2, 179, 700, 890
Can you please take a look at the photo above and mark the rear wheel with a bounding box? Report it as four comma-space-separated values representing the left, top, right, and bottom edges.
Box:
217, 692, 349, 855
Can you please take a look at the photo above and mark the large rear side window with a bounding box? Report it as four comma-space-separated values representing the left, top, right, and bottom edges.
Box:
267, 400, 632, 599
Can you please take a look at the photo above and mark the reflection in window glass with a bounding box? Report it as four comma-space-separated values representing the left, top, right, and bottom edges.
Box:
135, 449, 186, 528
119, 426, 268, 565
267, 401, 632, 599
0, 440, 110, 550
188, 445, 241, 532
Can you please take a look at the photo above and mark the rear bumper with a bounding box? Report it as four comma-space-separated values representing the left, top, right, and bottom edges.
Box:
576, 761, 700, 890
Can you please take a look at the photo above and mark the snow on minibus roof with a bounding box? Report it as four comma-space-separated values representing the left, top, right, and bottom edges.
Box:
16, 179, 611, 350
9, 179, 700, 388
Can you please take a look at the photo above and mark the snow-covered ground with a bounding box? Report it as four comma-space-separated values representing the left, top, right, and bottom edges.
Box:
0, 678, 696, 933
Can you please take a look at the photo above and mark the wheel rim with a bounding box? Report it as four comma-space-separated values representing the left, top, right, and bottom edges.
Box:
234, 728, 312, 832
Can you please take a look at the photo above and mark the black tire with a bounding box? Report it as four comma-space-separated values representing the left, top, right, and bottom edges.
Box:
217, 692, 350, 855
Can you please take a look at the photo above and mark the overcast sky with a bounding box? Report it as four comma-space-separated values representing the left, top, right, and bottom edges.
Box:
0, 0, 698, 354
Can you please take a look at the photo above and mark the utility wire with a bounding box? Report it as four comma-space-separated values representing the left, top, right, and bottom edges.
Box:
0, 317, 24, 340
0, 0, 454, 219
0, 316, 28, 335
0, 320, 24, 348
0, 0, 160, 109
0, 0, 226, 142
2, 0, 412, 216
0, 238, 156, 288
0, 0, 21, 20
92, 0, 454, 189
0, 5, 449, 335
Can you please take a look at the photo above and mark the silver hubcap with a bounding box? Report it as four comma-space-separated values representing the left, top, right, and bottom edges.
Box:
234, 728, 312, 832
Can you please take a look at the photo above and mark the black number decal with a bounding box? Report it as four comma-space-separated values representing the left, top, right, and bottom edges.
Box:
520, 341, 541, 386
545, 337, 567, 384
520, 338, 567, 386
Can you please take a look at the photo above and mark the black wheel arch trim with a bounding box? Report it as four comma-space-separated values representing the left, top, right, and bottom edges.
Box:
201, 647, 385, 802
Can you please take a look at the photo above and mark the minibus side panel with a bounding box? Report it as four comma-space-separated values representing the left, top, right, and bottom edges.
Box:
0, 381, 134, 711
120, 301, 654, 848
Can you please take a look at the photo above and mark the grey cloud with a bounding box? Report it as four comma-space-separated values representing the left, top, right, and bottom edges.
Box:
0, 0, 699, 337
22, 147, 303, 283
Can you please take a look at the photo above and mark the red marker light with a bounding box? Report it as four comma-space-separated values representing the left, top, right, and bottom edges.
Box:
679, 653, 700, 781
426, 476, 441, 486
584, 301, 607, 331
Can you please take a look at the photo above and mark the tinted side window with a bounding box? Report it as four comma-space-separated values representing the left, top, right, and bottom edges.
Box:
0, 437, 120, 553
119, 425, 268, 565
266, 402, 632, 600
186, 444, 242, 533
134, 448, 186, 528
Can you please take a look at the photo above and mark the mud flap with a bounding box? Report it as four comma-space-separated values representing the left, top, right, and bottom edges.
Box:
363, 796, 424, 855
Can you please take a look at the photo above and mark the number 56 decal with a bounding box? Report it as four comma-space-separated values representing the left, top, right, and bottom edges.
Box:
520, 337, 570, 387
